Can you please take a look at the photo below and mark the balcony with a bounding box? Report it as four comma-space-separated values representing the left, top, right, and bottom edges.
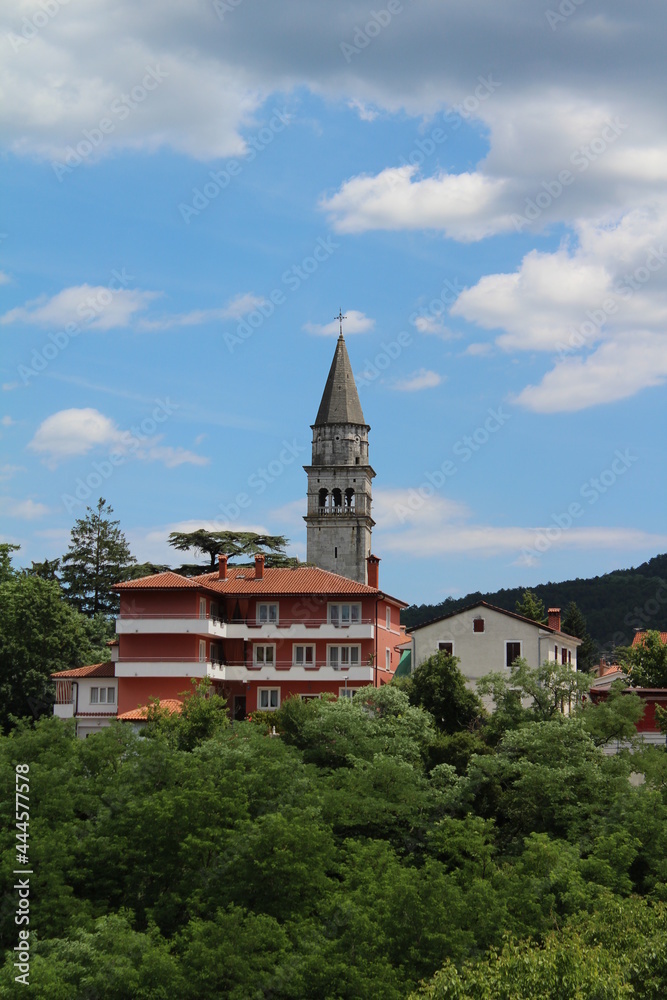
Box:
54, 703, 74, 719
115, 657, 374, 684
116, 614, 227, 638
227, 618, 374, 640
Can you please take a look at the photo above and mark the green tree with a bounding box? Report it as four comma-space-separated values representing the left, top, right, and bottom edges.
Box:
61, 498, 136, 616
624, 630, 667, 687
0, 575, 94, 728
580, 680, 645, 746
515, 589, 546, 623
167, 529, 289, 571
562, 600, 597, 671
0, 542, 19, 583
400, 650, 484, 734
478, 657, 590, 732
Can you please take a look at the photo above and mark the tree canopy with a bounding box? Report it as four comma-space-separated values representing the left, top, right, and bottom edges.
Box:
514, 589, 546, 623
167, 529, 290, 571
61, 498, 136, 616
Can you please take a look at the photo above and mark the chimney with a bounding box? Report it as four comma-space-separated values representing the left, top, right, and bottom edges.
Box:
255, 553, 265, 580
367, 554, 380, 589
548, 607, 561, 632
218, 554, 228, 580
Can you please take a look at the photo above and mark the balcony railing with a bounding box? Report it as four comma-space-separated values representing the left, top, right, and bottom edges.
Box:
118, 613, 227, 623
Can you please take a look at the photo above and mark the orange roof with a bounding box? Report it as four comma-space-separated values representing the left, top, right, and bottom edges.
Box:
116, 564, 406, 605
51, 661, 115, 679
117, 699, 183, 721
632, 630, 667, 646
115, 571, 200, 591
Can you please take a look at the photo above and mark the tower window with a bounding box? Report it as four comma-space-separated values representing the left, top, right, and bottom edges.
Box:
355, 457, 359, 464
318, 488, 328, 509
344, 488, 355, 509
334, 546, 338, 558
332, 488, 342, 507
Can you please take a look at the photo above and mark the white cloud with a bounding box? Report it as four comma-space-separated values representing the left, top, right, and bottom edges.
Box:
374, 489, 667, 560
412, 316, 460, 340
320, 166, 512, 242
1, 416, 15, 427
28, 408, 208, 469
1, 286, 159, 331
138, 292, 268, 331
0, 272, 11, 285
0, 497, 49, 519
391, 369, 441, 392
347, 99, 379, 122
514, 332, 667, 413
0, 464, 25, 482
303, 309, 375, 336
464, 343, 493, 356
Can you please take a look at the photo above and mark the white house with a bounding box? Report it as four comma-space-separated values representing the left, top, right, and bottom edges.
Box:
407, 601, 581, 697
52, 661, 118, 739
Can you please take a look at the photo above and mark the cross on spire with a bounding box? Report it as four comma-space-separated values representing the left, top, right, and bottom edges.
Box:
335, 308, 347, 337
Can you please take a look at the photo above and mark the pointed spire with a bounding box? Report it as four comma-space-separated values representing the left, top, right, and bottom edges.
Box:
314, 332, 366, 426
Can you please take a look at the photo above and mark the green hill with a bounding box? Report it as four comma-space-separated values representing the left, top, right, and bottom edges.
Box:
401, 552, 667, 652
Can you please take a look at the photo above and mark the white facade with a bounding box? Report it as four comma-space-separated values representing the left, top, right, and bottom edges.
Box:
409, 603, 580, 696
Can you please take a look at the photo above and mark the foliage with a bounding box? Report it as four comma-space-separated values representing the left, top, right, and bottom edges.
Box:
0, 575, 98, 730
61, 498, 136, 617
514, 589, 546, 623
624, 630, 667, 687
0, 542, 19, 583
561, 600, 598, 671
23, 557, 61, 581
167, 529, 289, 569
144, 680, 230, 751
477, 658, 590, 736
580, 681, 645, 746
400, 650, 484, 734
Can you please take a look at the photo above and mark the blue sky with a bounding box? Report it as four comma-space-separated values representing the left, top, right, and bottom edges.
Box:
1, 0, 666, 606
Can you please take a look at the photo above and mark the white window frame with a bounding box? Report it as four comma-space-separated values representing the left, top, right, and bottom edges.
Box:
338, 687, 357, 700
106, 687, 115, 705
328, 603, 361, 627
385, 606, 391, 630
199, 639, 207, 663
505, 640, 522, 668
90, 687, 99, 704
199, 597, 207, 620
257, 603, 279, 625
327, 645, 361, 668
293, 644, 316, 667
254, 644, 276, 666
385, 648, 391, 670
99, 687, 107, 704
299, 693, 321, 701
438, 641, 455, 655
257, 687, 280, 710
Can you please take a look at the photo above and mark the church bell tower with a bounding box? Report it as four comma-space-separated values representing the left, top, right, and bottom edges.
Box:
304, 313, 375, 583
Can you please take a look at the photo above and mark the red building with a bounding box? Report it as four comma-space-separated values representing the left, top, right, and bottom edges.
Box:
52, 332, 408, 731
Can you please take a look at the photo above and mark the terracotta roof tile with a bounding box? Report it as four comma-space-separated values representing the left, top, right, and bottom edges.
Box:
632, 630, 667, 646
117, 699, 183, 721
115, 564, 406, 605
115, 571, 200, 591
51, 661, 115, 679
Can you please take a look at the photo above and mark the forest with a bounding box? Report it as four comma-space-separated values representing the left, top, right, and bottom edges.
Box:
2, 656, 667, 999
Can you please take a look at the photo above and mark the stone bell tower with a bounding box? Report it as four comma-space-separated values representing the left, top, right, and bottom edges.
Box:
304, 314, 375, 583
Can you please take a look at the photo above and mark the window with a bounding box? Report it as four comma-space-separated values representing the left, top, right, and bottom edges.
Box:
328, 645, 360, 668
339, 687, 356, 699
199, 597, 206, 619
506, 641, 521, 667
293, 644, 315, 666
438, 641, 454, 655
90, 687, 98, 704
257, 603, 278, 625
554, 644, 558, 661
473, 617, 485, 633
99, 688, 107, 704
199, 640, 206, 662
385, 607, 391, 630
562, 647, 567, 665
329, 603, 361, 626
106, 687, 115, 704
254, 645, 275, 666
568, 650, 572, 665
299, 694, 321, 701
258, 688, 280, 710
385, 648, 391, 670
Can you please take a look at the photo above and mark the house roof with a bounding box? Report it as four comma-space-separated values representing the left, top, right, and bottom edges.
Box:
51, 661, 115, 679
406, 599, 581, 642
314, 333, 367, 426
632, 630, 667, 646
116, 563, 407, 606
117, 699, 184, 721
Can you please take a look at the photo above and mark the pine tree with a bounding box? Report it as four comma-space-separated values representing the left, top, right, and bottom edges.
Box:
61, 498, 136, 617
561, 601, 598, 672
515, 589, 546, 623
